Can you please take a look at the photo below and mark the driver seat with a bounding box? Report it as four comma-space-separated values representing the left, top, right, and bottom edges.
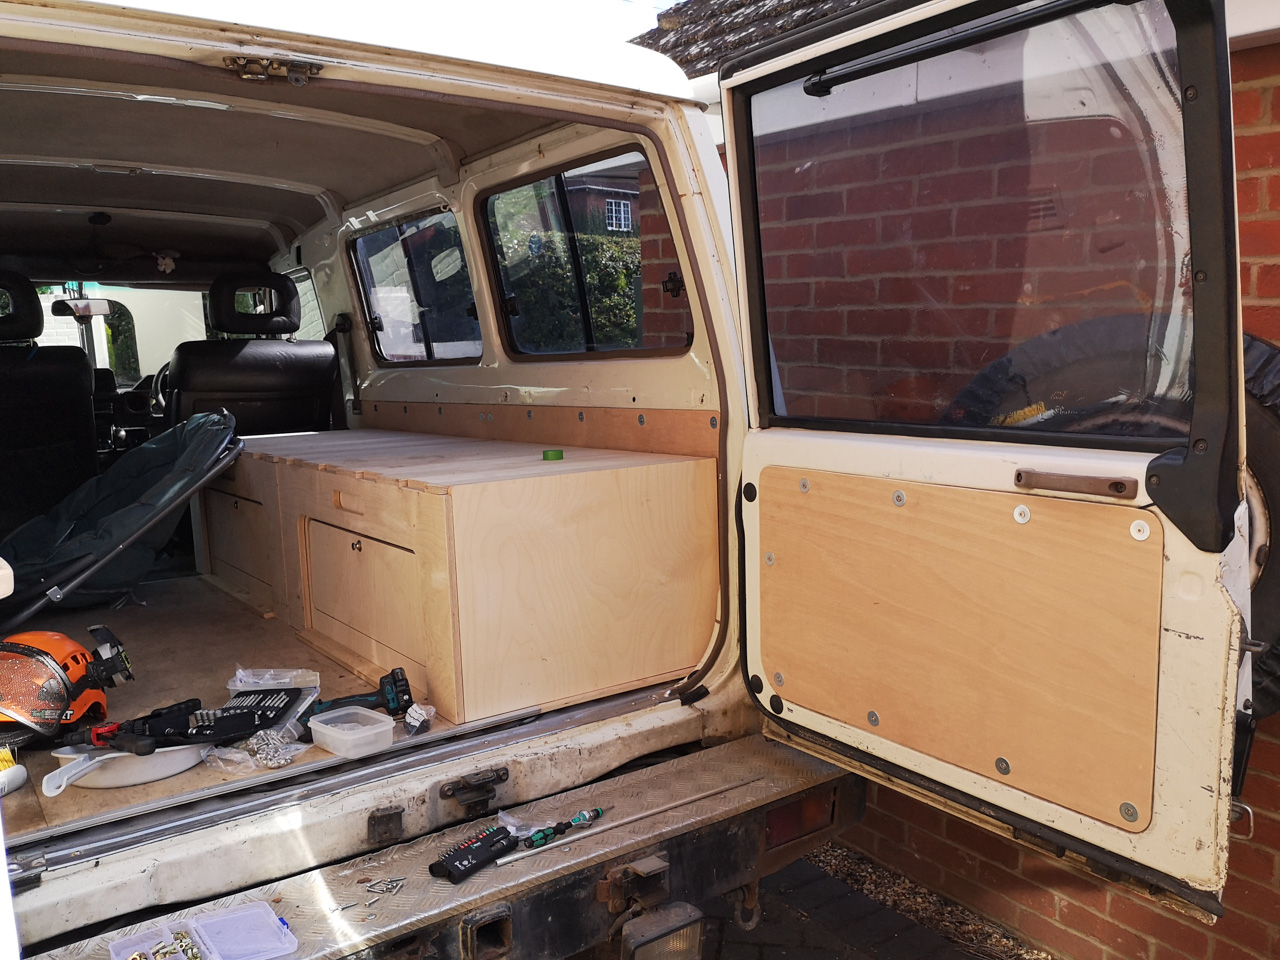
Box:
166, 272, 337, 435
0, 271, 97, 538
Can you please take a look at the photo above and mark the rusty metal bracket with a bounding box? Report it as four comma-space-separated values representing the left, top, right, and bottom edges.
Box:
595, 853, 670, 914
367, 806, 405, 845
439, 767, 509, 816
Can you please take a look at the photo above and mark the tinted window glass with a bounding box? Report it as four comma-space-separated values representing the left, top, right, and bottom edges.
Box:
354, 211, 480, 362
749, 0, 1191, 438
485, 151, 694, 355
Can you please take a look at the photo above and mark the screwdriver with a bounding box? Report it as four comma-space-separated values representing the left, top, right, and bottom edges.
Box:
524, 807, 606, 848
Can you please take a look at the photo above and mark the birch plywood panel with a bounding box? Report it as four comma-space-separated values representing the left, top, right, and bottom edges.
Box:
756, 466, 1162, 832
452, 457, 719, 719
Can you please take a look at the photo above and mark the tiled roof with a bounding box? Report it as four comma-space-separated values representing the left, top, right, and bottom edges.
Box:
632, 0, 857, 78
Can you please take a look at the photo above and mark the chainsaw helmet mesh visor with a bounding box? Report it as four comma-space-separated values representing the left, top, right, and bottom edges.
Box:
0, 642, 73, 734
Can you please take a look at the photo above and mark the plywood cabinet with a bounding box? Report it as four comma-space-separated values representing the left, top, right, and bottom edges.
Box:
206, 430, 719, 725
199, 453, 281, 615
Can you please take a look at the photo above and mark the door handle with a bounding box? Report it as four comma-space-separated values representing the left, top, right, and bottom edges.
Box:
1014, 469, 1138, 499
351, 539, 362, 552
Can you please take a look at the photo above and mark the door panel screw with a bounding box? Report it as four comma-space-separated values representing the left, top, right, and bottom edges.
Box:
893, 490, 906, 506
774, 672, 785, 686
867, 711, 879, 726
995, 757, 1011, 775
1120, 802, 1139, 822
799, 478, 810, 493
765, 552, 775, 566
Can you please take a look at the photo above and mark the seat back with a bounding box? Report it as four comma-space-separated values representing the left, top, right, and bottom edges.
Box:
167, 272, 337, 435
0, 271, 96, 536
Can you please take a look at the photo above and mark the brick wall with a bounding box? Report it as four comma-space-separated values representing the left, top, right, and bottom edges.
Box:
638, 167, 696, 347
835, 46, 1280, 960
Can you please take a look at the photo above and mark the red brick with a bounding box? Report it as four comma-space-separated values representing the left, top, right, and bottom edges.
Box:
786, 126, 851, 161
1059, 900, 1150, 959
1226, 837, 1277, 884
926, 308, 993, 338
1092, 150, 1147, 186
785, 251, 844, 279
955, 201, 1037, 237
769, 336, 815, 364
881, 210, 953, 242
1231, 45, 1280, 84
845, 307, 912, 337
814, 217, 877, 250
1208, 908, 1273, 957
958, 130, 1032, 168
944, 818, 1021, 871
761, 223, 813, 252
785, 365, 845, 393
1257, 264, 1280, 300
996, 234, 1086, 269
779, 309, 843, 337
1233, 88, 1266, 127
916, 170, 993, 207
756, 164, 814, 197
764, 254, 785, 280
1236, 131, 1280, 172
878, 276, 948, 305
881, 338, 951, 369
1152, 944, 1191, 960
953, 338, 1009, 370
1242, 262, 1253, 298
905, 824, 981, 879
920, 94, 1024, 136
1019, 857, 1109, 913
853, 805, 906, 843
814, 279, 876, 308
1242, 766, 1280, 807
1239, 222, 1280, 257
918, 240, 993, 271
848, 245, 914, 274
944, 873, 1023, 928
1018, 907, 1107, 960
880, 790, 947, 835
815, 337, 878, 367
1269, 175, 1280, 212
973, 859, 1056, 917
813, 152, 881, 188
1220, 873, 1280, 924
1108, 895, 1209, 956
867, 834, 946, 889
1213, 939, 1267, 960
952, 272, 1026, 305
1246, 304, 1280, 342
880, 140, 955, 178
764, 282, 811, 308
845, 180, 915, 214
1236, 177, 1261, 216
1044, 118, 1130, 154
785, 191, 845, 221
848, 113, 920, 149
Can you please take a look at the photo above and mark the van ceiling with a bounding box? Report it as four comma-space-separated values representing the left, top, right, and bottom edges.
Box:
0, 39, 558, 284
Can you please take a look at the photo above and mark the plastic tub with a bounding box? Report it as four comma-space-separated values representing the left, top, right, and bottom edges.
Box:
309, 705, 394, 758
108, 901, 296, 960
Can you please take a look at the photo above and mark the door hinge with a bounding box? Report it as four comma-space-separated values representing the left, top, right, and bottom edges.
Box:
222, 57, 323, 86
440, 767, 509, 816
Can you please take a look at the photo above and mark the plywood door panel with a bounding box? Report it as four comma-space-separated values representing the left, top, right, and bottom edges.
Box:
756, 466, 1162, 832
451, 458, 719, 719
206, 489, 272, 584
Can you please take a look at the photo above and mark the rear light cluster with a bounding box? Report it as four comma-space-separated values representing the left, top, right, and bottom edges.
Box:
765, 786, 836, 849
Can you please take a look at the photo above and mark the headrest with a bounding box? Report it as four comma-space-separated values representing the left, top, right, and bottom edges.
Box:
0, 271, 43, 342
208, 272, 300, 336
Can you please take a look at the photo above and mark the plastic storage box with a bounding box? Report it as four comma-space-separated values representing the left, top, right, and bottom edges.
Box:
308, 705, 395, 758
108, 901, 297, 960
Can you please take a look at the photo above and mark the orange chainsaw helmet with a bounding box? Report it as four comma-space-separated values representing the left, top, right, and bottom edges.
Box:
0, 627, 132, 737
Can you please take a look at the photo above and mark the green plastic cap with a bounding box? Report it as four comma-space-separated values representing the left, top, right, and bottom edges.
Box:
542, 449, 564, 461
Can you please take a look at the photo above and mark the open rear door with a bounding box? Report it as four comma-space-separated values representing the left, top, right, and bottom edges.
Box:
722, 0, 1245, 911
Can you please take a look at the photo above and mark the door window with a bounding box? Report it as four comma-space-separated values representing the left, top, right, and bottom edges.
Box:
748, 0, 1191, 440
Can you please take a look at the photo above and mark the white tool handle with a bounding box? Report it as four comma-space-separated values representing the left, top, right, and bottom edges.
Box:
42, 752, 114, 797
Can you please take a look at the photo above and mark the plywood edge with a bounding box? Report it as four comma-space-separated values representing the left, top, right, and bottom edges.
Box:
530, 667, 696, 715
443, 494, 465, 723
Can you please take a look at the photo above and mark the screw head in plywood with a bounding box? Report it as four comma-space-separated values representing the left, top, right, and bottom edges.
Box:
1013, 505, 1030, 524
1120, 802, 1139, 822
995, 757, 1011, 775
1130, 519, 1150, 541
893, 490, 906, 506
799, 478, 810, 493
773, 672, 785, 686
765, 552, 775, 566
867, 711, 879, 726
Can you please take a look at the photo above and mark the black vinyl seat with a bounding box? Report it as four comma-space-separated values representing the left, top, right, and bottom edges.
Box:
0, 271, 97, 538
167, 272, 337, 436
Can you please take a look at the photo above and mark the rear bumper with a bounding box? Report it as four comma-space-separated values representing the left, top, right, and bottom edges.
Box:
36, 735, 863, 960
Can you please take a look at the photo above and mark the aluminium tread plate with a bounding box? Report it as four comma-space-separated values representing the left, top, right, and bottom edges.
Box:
39, 735, 841, 960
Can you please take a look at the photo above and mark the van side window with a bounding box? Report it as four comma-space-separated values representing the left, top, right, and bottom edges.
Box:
353, 211, 481, 362
748, 0, 1192, 439
484, 151, 693, 356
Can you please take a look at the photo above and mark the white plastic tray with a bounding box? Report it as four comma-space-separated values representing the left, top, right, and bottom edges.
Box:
108, 901, 297, 960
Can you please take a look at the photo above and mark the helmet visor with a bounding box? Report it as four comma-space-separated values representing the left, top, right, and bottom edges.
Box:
0, 643, 73, 735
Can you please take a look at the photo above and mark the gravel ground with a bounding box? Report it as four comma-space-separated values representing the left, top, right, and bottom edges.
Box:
807, 843, 1052, 960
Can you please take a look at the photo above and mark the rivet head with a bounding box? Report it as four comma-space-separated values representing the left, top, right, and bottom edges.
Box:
710, 416, 718, 429
1185, 85, 1198, 100
773, 671, 785, 686
638, 414, 645, 425
995, 757, 1011, 775
765, 552, 775, 566
1014, 505, 1030, 524
578, 411, 585, 422
867, 710, 879, 727
527, 410, 533, 419
893, 490, 906, 506
799, 478, 810, 493
1120, 802, 1139, 822
1193, 438, 1208, 453
1131, 519, 1150, 541
1194, 271, 1207, 284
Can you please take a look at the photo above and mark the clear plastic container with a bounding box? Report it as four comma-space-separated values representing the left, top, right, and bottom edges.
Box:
308, 705, 395, 758
108, 901, 296, 960
227, 667, 321, 691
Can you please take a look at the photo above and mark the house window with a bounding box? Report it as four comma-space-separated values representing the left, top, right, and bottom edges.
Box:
605, 198, 632, 232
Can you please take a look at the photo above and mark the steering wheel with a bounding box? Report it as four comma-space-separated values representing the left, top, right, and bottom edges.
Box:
149, 361, 170, 420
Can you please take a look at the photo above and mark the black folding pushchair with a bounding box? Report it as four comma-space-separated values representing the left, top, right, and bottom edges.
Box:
0, 411, 242, 631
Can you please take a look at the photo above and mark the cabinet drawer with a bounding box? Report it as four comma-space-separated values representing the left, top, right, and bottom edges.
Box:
206, 489, 272, 585
307, 519, 426, 665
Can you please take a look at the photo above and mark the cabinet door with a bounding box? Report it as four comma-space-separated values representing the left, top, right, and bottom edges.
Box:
205, 489, 272, 590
